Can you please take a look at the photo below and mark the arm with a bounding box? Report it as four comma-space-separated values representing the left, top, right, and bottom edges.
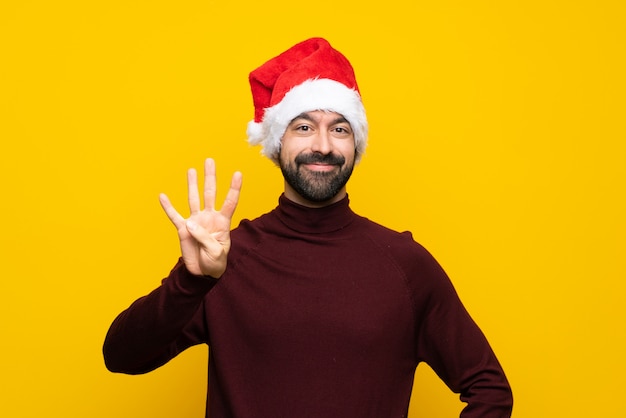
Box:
103, 259, 215, 374
103, 158, 242, 373
413, 249, 513, 417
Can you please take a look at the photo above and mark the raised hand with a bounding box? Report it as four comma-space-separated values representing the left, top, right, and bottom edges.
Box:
159, 158, 243, 278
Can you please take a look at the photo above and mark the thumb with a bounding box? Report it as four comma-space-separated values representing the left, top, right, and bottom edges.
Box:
185, 220, 227, 278
186, 220, 207, 241
186, 220, 221, 253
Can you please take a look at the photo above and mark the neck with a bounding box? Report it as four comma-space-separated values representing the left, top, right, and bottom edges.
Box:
283, 182, 347, 208
275, 192, 354, 234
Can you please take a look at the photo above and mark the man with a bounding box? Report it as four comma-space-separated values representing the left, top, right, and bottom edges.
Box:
104, 37, 513, 417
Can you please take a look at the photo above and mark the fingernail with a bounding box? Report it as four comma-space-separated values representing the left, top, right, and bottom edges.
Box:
187, 220, 197, 231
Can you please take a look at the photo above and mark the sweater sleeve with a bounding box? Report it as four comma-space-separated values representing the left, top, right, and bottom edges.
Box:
103, 259, 216, 374
410, 245, 513, 417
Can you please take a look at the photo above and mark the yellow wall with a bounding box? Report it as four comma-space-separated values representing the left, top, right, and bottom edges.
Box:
1, 1, 624, 416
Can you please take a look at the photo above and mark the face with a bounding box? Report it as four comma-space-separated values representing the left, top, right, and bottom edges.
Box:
279, 110, 357, 207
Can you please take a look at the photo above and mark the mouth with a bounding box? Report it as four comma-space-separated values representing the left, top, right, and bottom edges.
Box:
295, 153, 345, 174
301, 162, 339, 173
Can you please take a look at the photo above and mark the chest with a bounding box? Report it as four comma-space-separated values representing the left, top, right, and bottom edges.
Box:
209, 236, 416, 358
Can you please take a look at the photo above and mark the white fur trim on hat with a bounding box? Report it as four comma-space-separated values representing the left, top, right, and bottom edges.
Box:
247, 78, 368, 164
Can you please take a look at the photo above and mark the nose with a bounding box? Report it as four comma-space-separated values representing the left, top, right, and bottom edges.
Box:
310, 130, 332, 155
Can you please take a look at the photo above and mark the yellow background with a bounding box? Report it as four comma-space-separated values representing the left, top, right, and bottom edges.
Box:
1, 1, 624, 416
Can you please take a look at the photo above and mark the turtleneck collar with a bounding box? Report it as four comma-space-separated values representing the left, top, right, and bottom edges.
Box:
273, 193, 356, 234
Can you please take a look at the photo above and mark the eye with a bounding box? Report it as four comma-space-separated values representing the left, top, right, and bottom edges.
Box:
332, 126, 352, 136
296, 125, 311, 132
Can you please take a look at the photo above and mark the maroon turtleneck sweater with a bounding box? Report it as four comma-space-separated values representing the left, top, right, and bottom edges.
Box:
104, 195, 512, 417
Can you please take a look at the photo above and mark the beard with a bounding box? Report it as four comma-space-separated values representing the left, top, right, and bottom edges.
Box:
279, 151, 355, 203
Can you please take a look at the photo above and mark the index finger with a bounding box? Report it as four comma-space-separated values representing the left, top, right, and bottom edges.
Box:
220, 171, 243, 219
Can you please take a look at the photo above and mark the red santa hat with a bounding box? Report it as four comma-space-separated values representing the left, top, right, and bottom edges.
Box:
246, 38, 368, 163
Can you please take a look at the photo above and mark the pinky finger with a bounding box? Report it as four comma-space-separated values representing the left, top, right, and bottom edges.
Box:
159, 193, 186, 228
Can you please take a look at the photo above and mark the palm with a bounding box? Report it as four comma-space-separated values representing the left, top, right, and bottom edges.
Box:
160, 158, 243, 278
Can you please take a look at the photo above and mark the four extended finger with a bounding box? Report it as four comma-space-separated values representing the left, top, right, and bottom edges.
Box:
187, 167, 201, 214
203, 158, 217, 212
159, 193, 186, 228
165, 158, 241, 222
220, 171, 243, 219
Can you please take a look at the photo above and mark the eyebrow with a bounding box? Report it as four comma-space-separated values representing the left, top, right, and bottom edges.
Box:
289, 112, 350, 126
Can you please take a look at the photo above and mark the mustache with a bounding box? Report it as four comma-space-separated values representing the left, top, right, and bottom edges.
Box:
295, 152, 346, 166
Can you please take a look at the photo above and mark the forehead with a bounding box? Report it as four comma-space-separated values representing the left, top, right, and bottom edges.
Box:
289, 110, 350, 125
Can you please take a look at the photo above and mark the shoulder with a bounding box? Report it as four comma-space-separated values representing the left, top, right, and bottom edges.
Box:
354, 216, 450, 288
353, 216, 429, 259
231, 213, 266, 242
229, 209, 283, 253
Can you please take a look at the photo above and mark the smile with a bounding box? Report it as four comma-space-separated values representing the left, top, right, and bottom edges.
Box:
301, 163, 339, 173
